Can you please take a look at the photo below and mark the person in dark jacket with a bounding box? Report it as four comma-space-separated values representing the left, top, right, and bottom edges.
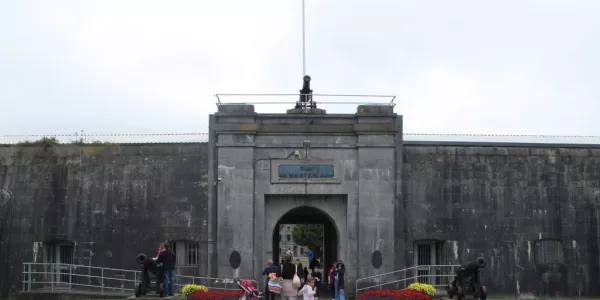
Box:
311, 268, 323, 300
332, 262, 345, 300
303, 267, 309, 283
262, 259, 280, 300
281, 252, 300, 300
156, 242, 176, 297
295, 259, 304, 291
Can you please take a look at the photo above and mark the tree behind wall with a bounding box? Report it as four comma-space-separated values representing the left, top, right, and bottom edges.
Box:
291, 224, 323, 252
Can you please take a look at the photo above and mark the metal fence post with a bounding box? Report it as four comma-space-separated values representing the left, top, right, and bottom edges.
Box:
134, 272, 137, 291
28, 264, 32, 291
69, 265, 72, 293
403, 269, 407, 289
101, 268, 104, 295
51, 264, 54, 292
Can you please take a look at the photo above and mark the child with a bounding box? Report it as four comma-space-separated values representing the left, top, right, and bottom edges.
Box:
298, 278, 317, 300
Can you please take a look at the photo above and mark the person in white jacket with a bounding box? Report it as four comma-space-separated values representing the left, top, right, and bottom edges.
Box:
298, 278, 317, 300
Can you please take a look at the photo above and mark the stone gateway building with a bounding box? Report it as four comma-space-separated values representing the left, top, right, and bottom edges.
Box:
1, 103, 600, 297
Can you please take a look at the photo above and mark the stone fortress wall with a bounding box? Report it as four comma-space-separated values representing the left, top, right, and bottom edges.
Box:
1, 120, 600, 296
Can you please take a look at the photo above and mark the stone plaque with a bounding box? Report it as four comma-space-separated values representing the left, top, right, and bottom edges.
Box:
277, 164, 335, 179
270, 160, 341, 184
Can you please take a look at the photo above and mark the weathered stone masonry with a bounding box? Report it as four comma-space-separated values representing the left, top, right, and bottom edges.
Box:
402, 144, 600, 296
0, 144, 210, 297
1, 112, 600, 297
209, 104, 402, 289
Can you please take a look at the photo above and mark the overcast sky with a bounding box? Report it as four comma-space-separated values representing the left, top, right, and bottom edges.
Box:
1, 0, 599, 143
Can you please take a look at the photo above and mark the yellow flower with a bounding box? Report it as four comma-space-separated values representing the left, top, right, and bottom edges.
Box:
408, 282, 436, 296
181, 284, 209, 296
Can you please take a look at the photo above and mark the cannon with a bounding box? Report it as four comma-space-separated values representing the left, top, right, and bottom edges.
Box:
296, 75, 316, 109
447, 257, 487, 300
134, 253, 165, 297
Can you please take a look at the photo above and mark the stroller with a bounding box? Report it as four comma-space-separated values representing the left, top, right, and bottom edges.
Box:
134, 253, 165, 297
447, 257, 487, 300
235, 278, 261, 300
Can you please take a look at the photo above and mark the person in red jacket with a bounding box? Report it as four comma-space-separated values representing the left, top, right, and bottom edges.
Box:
153, 243, 166, 260
328, 263, 336, 300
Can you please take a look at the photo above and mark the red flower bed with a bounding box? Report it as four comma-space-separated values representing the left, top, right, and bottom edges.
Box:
188, 290, 244, 300
358, 289, 431, 300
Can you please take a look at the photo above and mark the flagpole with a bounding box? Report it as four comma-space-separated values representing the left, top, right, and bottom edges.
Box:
302, 0, 306, 76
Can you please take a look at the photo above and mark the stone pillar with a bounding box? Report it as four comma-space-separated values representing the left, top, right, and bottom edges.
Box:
394, 115, 406, 273
355, 105, 398, 281
211, 105, 257, 279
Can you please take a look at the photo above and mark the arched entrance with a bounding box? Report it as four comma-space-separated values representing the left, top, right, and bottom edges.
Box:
271, 206, 339, 274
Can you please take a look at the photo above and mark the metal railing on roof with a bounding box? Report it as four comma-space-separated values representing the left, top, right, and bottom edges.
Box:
214, 93, 396, 107
3, 132, 600, 145
21, 262, 258, 296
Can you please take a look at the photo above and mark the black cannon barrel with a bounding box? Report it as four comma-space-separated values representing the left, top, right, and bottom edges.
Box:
137, 253, 161, 270
476, 257, 486, 268
137, 253, 148, 264
463, 257, 486, 272
300, 75, 311, 93
299, 75, 313, 103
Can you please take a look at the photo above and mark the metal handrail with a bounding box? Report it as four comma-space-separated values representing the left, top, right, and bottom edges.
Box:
175, 274, 259, 291
355, 264, 459, 294
214, 93, 396, 107
22, 262, 258, 295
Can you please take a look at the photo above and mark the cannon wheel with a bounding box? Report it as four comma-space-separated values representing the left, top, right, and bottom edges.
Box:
479, 286, 487, 300
156, 281, 163, 295
456, 286, 464, 300
135, 283, 142, 298
447, 283, 455, 298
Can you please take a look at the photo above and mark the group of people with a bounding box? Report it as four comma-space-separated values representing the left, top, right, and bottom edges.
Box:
149, 243, 347, 300
263, 251, 346, 300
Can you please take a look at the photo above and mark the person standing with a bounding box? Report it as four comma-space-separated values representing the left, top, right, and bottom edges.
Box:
310, 268, 323, 300
153, 243, 165, 260
295, 259, 305, 291
262, 259, 280, 300
281, 252, 299, 300
295, 259, 304, 277
156, 242, 176, 297
303, 267, 309, 283
328, 263, 336, 300
332, 262, 345, 300
297, 278, 317, 300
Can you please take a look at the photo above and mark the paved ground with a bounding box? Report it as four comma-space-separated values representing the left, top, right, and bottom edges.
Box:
21, 287, 131, 298
127, 295, 181, 299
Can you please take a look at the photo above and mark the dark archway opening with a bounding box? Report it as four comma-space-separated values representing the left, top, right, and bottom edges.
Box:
272, 206, 338, 286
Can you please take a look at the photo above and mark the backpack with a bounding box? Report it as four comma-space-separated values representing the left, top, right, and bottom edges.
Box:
268, 272, 282, 294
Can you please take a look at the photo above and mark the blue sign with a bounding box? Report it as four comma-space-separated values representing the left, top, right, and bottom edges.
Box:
277, 164, 335, 179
